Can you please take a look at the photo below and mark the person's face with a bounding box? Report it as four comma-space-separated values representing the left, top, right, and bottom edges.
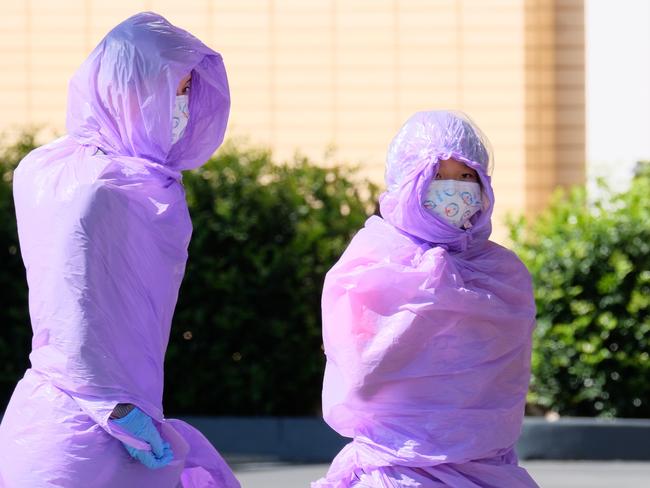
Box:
176, 73, 191, 96
434, 158, 479, 182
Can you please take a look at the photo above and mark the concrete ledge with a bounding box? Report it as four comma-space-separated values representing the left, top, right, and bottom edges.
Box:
179, 416, 347, 463
2, 412, 649, 462
178, 416, 650, 462
517, 417, 650, 461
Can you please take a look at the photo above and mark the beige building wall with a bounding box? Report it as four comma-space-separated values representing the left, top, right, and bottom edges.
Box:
0, 0, 585, 242
525, 0, 585, 215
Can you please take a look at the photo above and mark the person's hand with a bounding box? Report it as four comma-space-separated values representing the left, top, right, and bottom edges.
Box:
110, 407, 174, 469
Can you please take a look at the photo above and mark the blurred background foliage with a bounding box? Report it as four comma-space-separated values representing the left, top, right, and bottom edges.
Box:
0, 131, 36, 411
0, 131, 379, 415
166, 142, 378, 415
0, 131, 648, 417
510, 161, 650, 418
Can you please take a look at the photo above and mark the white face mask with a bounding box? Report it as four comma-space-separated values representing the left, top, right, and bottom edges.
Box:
171, 95, 189, 144
423, 180, 482, 228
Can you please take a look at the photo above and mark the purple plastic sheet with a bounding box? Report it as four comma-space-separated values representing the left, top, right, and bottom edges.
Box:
0, 12, 238, 487
314, 112, 540, 487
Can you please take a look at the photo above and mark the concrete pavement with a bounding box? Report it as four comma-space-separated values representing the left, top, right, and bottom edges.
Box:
232, 461, 650, 487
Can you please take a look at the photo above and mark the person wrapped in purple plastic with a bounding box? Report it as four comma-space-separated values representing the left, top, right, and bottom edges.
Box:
313, 111, 540, 488
0, 12, 239, 488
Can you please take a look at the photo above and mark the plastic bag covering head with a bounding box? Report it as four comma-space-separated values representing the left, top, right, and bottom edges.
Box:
385, 111, 493, 190
66, 11, 230, 171
380, 111, 494, 252
0, 12, 239, 488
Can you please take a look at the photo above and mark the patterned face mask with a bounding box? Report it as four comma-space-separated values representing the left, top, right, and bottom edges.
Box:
171, 94, 189, 144
423, 180, 482, 229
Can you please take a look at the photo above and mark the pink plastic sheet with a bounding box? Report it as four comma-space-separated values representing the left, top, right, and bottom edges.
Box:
314, 112, 539, 487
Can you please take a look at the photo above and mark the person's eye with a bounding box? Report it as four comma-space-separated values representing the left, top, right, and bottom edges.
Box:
462, 173, 476, 180
434, 174, 442, 179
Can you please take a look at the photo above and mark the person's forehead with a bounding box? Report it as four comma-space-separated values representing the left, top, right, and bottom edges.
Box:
439, 159, 475, 170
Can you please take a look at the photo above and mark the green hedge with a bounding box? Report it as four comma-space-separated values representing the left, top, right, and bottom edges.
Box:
0, 132, 37, 408
0, 133, 378, 415
166, 143, 378, 414
3, 131, 649, 418
510, 168, 650, 418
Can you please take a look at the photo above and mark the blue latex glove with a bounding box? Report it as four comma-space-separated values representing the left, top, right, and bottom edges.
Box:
111, 407, 174, 469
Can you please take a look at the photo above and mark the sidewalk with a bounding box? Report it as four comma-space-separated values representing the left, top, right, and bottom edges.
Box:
232, 461, 650, 488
